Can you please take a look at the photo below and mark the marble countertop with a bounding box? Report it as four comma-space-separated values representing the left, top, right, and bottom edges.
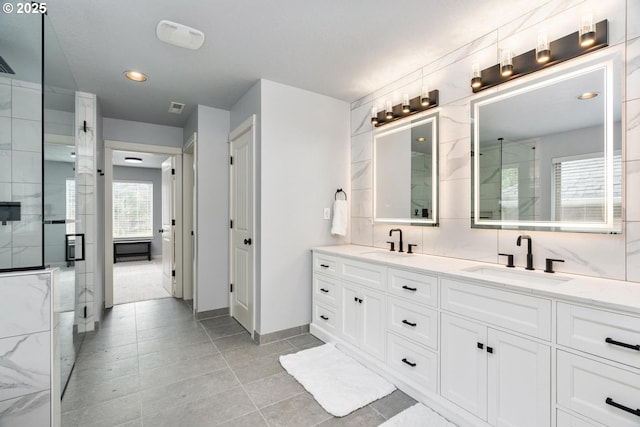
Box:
313, 244, 640, 315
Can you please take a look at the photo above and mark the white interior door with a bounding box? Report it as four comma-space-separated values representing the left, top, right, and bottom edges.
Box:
229, 117, 255, 334
182, 136, 195, 303
161, 157, 175, 295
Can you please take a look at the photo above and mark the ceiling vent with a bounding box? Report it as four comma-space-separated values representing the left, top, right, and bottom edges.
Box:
0, 56, 15, 74
168, 102, 185, 114
156, 20, 205, 50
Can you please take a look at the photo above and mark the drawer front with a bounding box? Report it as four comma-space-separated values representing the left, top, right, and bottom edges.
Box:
386, 332, 437, 393
313, 253, 339, 276
387, 297, 438, 350
313, 302, 337, 334
441, 278, 551, 340
387, 268, 438, 307
557, 303, 640, 369
313, 274, 339, 306
557, 351, 640, 427
341, 259, 386, 291
556, 410, 605, 427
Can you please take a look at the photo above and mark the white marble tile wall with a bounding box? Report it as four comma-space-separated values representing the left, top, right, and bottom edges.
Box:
351, 0, 640, 281
0, 270, 54, 427
74, 92, 98, 332
1, 78, 43, 270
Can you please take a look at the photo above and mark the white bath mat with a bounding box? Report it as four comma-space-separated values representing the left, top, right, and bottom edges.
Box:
279, 343, 396, 417
379, 403, 457, 427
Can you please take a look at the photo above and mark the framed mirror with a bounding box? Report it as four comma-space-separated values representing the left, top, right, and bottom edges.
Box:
374, 113, 439, 226
471, 53, 622, 232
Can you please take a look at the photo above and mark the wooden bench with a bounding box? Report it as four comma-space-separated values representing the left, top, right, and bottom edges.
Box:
113, 240, 152, 263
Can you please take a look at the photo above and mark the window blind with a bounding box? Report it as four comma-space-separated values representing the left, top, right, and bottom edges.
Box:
113, 181, 153, 239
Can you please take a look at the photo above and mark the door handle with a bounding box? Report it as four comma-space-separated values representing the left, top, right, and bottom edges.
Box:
159, 228, 164, 233
244, 238, 252, 245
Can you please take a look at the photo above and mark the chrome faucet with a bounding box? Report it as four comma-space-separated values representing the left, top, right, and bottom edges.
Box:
516, 235, 534, 270
389, 229, 404, 253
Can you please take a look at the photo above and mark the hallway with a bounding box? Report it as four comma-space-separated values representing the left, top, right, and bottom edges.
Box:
62, 298, 416, 426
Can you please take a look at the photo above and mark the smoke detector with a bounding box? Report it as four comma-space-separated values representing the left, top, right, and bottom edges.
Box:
156, 20, 205, 50
168, 102, 185, 114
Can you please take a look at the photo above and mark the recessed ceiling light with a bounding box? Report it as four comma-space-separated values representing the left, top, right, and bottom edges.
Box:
124, 157, 143, 164
124, 71, 148, 82
578, 92, 599, 100
416, 137, 426, 142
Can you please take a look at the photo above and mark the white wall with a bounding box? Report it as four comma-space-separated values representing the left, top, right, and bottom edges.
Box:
103, 117, 183, 148
194, 105, 230, 313
350, 0, 640, 282
259, 79, 350, 335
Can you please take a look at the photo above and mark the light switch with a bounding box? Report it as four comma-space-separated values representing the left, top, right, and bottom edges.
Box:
323, 207, 331, 220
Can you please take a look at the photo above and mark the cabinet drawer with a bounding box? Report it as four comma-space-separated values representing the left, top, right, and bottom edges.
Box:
557, 351, 640, 427
313, 274, 339, 307
556, 410, 605, 427
340, 259, 386, 291
313, 302, 337, 334
387, 332, 437, 393
441, 278, 551, 340
557, 303, 640, 369
387, 268, 438, 307
387, 297, 438, 350
313, 253, 339, 276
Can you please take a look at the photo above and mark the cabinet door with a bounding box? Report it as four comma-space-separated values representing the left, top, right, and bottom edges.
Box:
360, 288, 386, 361
487, 329, 551, 427
441, 313, 488, 420
340, 283, 360, 345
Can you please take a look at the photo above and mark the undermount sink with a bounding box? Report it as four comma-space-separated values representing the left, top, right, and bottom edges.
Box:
360, 250, 414, 259
462, 266, 571, 285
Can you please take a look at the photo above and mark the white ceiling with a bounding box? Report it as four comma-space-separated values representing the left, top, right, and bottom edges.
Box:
45, 0, 551, 127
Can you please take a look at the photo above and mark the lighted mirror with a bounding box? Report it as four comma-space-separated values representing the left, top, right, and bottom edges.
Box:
471, 53, 621, 232
374, 113, 438, 226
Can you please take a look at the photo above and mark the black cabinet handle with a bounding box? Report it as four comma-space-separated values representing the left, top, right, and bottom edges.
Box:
401, 358, 417, 367
401, 285, 417, 292
605, 397, 640, 417
244, 238, 252, 245
354, 296, 358, 302
605, 337, 640, 351
320, 288, 329, 293
320, 264, 329, 268
402, 320, 417, 327
320, 315, 329, 321
487, 346, 494, 354
477, 342, 484, 350
358, 298, 363, 304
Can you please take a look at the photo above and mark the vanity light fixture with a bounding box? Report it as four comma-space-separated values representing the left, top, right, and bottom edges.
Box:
578, 92, 599, 100
124, 70, 148, 82
579, 14, 596, 47
470, 19, 608, 93
402, 94, 411, 113
500, 49, 514, 77
420, 87, 430, 106
371, 90, 440, 128
385, 101, 394, 120
471, 64, 482, 89
370, 107, 379, 126
536, 33, 551, 63
124, 157, 143, 164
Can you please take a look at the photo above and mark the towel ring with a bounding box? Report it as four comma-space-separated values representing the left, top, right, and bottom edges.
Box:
335, 188, 347, 201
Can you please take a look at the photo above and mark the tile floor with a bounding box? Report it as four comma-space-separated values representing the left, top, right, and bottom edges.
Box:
62, 298, 416, 426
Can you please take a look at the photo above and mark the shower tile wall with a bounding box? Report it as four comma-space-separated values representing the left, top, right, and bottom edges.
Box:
0, 77, 43, 269
350, 0, 640, 282
0, 270, 56, 426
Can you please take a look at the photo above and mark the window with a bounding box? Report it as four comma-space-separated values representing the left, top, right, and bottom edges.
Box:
553, 153, 622, 222
113, 181, 153, 239
66, 179, 75, 234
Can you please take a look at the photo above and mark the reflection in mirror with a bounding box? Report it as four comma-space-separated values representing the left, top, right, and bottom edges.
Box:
472, 54, 621, 232
374, 113, 438, 225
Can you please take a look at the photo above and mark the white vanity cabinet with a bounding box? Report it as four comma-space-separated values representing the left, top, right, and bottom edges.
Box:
441, 313, 551, 426
310, 247, 640, 427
